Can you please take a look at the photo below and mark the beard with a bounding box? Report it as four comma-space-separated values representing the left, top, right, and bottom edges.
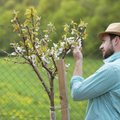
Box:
103, 46, 114, 59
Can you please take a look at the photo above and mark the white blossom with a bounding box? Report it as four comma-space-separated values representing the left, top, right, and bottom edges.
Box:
53, 43, 58, 48
41, 55, 50, 64
35, 38, 39, 41
80, 27, 83, 30
15, 47, 23, 53
68, 37, 74, 40
71, 29, 76, 35
64, 37, 67, 41
31, 54, 36, 60
65, 63, 70, 68
71, 30, 74, 35
58, 48, 63, 54
49, 47, 54, 55
71, 44, 75, 48
35, 28, 39, 31
54, 54, 59, 60
11, 52, 16, 56
60, 42, 65, 47
35, 44, 40, 49
45, 34, 48, 38
66, 49, 71, 54
67, 39, 74, 44
10, 43, 16, 46
28, 54, 37, 66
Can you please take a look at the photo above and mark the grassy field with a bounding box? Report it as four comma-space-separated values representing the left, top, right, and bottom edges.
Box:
0, 57, 103, 120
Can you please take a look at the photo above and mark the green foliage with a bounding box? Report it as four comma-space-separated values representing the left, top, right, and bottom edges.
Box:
0, 57, 102, 119
1, 0, 120, 57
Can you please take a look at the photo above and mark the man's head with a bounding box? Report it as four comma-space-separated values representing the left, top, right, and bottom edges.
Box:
98, 23, 120, 59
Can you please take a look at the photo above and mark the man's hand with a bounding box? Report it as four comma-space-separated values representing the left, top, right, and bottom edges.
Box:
73, 47, 83, 61
72, 47, 83, 76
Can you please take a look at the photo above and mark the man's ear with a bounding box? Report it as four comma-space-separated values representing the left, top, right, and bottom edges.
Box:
113, 36, 120, 46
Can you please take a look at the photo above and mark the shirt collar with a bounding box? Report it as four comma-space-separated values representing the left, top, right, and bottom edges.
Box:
103, 52, 120, 63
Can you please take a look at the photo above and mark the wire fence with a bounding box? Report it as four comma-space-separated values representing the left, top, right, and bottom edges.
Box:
0, 52, 103, 120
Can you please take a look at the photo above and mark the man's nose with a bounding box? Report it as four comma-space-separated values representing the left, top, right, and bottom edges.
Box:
99, 44, 103, 50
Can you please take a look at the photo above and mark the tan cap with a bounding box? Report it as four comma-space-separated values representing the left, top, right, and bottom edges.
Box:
98, 23, 120, 40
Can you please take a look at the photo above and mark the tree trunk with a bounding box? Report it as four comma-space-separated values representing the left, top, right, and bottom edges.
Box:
50, 95, 56, 120
49, 73, 56, 120
50, 109, 56, 120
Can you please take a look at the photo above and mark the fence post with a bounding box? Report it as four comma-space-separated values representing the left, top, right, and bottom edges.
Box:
56, 59, 70, 120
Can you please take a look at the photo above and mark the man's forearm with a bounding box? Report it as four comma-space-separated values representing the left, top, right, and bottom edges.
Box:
73, 60, 82, 76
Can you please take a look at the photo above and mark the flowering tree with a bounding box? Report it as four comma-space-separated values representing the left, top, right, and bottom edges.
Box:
10, 7, 87, 120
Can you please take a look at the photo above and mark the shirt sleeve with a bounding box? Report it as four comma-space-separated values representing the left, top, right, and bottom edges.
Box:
70, 64, 118, 101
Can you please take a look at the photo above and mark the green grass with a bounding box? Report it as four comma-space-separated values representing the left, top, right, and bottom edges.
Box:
0, 57, 103, 120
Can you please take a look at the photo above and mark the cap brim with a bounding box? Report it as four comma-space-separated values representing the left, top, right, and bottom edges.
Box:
98, 31, 120, 40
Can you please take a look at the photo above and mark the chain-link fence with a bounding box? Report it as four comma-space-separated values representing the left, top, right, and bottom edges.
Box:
0, 52, 103, 120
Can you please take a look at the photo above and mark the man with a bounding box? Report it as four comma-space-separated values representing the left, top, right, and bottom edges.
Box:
70, 23, 120, 120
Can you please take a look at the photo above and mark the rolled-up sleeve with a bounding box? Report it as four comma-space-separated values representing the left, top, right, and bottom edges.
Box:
70, 64, 118, 101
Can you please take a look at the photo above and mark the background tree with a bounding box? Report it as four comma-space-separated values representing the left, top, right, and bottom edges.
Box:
1, 0, 120, 57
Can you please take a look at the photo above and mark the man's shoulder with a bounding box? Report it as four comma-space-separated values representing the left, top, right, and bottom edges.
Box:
96, 63, 119, 73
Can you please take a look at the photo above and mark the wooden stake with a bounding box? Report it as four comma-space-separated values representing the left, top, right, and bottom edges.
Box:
57, 59, 70, 120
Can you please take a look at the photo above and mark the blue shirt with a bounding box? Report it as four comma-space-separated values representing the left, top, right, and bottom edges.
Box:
70, 52, 120, 120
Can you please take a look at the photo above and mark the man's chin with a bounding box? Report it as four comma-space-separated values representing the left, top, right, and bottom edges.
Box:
102, 54, 106, 59
103, 53, 114, 59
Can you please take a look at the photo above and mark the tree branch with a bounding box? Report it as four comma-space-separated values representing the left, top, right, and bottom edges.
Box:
15, 17, 29, 55
51, 56, 57, 76
62, 45, 71, 59
28, 59, 51, 99
26, 25, 53, 76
